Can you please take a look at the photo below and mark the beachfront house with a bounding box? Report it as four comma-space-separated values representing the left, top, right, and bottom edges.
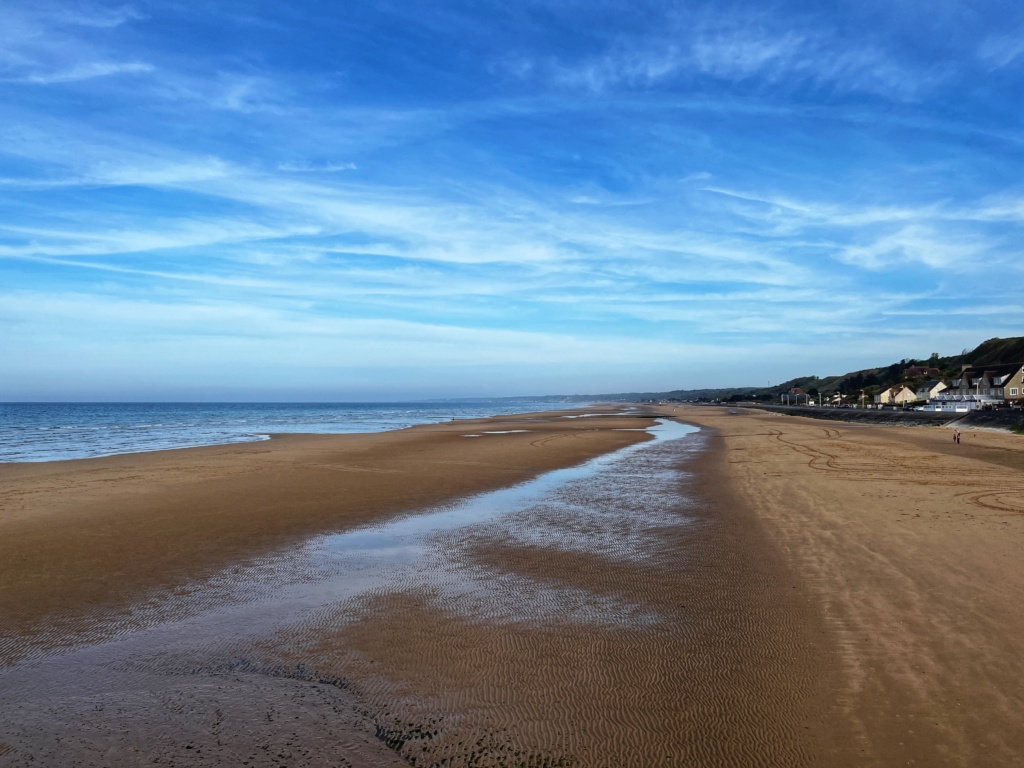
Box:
915, 380, 948, 402
932, 363, 1024, 409
782, 387, 809, 405
874, 385, 916, 406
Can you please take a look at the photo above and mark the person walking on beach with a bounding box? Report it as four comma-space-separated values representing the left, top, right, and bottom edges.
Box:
954, 429, 961, 444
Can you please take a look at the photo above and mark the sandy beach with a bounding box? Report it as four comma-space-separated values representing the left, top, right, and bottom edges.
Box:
671, 405, 1024, 766
0, 408, 652, 656
2, 405, 1024, 766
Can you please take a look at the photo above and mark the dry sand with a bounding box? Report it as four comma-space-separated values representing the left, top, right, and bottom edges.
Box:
1, 405, 1023, 766
671, 405, 1024, 766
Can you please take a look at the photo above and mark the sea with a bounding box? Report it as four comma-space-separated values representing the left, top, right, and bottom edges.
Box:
0, 401, 588, 463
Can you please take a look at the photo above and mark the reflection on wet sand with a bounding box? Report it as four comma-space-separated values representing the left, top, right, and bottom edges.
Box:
0, 415, 832, 767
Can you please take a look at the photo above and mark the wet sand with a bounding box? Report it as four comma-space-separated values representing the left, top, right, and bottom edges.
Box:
3, 405, 1022, 765
0, 407, 650, 655
267, 422, 842, 767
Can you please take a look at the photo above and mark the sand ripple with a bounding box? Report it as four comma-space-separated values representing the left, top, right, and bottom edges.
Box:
0, 416, 834, 766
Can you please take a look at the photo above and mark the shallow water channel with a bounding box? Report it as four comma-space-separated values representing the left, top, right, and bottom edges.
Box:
0, 418, 704, 765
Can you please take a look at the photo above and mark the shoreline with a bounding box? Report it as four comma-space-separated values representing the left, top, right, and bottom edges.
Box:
0, 406, 657, 660
0, 401, 600, 464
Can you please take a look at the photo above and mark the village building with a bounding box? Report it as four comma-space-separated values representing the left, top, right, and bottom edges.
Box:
781, 387, 809, 405
874, 385, 916, 406
915, 379, 948, 402
932, 363, 1024, 409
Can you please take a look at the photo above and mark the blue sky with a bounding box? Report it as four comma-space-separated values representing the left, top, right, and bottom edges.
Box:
2, 0, 1024, 400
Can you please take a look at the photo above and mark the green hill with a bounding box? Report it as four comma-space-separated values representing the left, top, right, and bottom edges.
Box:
954, 337, 1024, 367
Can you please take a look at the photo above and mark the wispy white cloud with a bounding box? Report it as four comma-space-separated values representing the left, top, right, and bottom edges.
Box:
91, 157, 232, 186
966, 196, 1024, 223
544, 288, 881, 331
141, 69, 292, 113
211, 73, 282, 113
53, 4, 143, 29
0, 2, 150, 88
508, 11, 946, 101
0, 218, 321, 258
839, 225, 988, 270
278, 161, 358, 173
15, 60, 153, 84
704, 185, 1024, 229
694, 185, 1024, 273
702, 186, 944, 231
690, 29, 805, 81
977, 34, 1024, 70
882, 305, 1022, 318
0, 290, 698, 368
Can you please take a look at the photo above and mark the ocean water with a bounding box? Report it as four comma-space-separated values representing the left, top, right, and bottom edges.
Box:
0, 401, 588, 463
